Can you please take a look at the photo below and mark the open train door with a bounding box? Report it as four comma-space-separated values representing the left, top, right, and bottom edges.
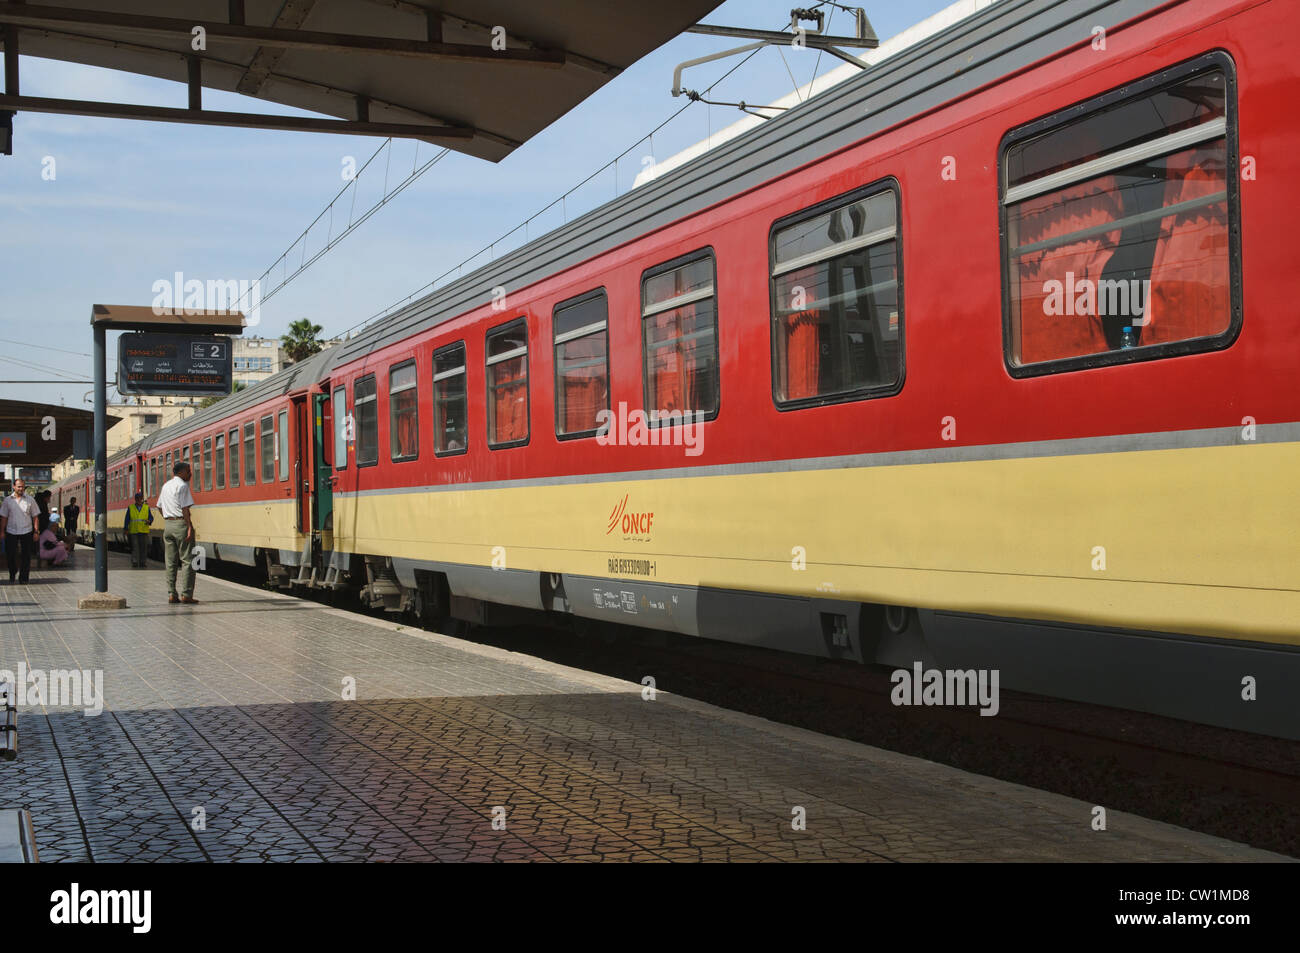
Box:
292, 395, 309, 534
312, 390, 334, 533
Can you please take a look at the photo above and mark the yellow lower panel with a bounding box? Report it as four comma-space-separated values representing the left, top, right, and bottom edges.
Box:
190, 499, 301, 554
323, 442, 1300, 644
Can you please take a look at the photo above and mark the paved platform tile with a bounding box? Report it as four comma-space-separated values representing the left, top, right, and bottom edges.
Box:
0, 553, 1287, 863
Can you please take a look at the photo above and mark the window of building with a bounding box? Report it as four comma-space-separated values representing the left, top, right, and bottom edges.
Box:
229, 429, 240, 487
433, 342, 467, 455
486, 320, 528, 447
642, 253, 719, 425
260, 415, 275, 482
355, 375, 378, 466
553, 291, 608, 438
770, 183, 903, 406
277, 410, 289, 481
389, 361, 419, 462
243, 422, 257, 484
215, 435, 226, 489
332, 387, 348, 469
1002, 56, 1237, 373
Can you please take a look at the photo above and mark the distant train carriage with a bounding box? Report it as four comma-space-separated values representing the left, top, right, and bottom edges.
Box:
55, 0, 1300, 739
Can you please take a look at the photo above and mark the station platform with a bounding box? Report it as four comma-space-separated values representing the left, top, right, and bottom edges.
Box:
0, 552, 1283, 862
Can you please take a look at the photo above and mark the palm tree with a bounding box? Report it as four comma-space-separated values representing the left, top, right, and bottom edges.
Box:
281, 318, 324, 364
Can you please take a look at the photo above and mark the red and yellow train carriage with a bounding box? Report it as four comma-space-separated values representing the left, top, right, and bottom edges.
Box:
51, 0, 1299, 738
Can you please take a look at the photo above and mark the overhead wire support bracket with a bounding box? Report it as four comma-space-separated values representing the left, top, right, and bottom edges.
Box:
672, 6, 878, 103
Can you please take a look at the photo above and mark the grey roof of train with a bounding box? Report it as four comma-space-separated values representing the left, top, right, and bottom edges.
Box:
335, 0, 1167, 363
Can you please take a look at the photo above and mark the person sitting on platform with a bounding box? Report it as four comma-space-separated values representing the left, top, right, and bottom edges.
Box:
38, 514, 69, 567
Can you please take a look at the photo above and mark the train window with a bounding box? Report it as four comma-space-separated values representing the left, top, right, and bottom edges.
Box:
278, 410, 289, 480
433, 342, 468, 456
260, 415, 275, 482
215, 435, 226, 490
642, 252, 719, 425
202, 438, 213, 492
243, 422, 257, 484
486, 320, 529, 448
332, 387, 348, 469
389, 361, 419, 462
769, 183, 903, 407
191, 443, 201, 490
165, 451, 171, 476
1002, 55, 1238, 374
228, 429, 240, 487
355, 375, 378, 467
554, 290, 608, 439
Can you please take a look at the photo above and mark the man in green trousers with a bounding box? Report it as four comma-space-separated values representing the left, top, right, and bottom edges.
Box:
156, 460, 199, 605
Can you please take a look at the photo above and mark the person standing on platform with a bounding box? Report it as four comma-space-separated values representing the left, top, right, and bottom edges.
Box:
0, 479, 40, 584
35, 489, 51, 533
125, 490, 154, 568
63, 497, 80, 552
158, 461, 198, 604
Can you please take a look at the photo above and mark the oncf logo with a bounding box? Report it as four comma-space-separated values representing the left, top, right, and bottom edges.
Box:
606, 493, 653, 537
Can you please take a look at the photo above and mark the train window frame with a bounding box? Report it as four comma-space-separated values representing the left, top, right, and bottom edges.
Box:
767, 177, 906, 411
214, 434, 226, 490
191, 442, 201, 491
485, 318, 530, 450
641, 249, 721, 428
202, 437, 212, 492
260, 415, 275, 483
354, 374, 379, 468
332, 386, 349, 470
432, 341, 469, 457
388, 360, 420, 463
229, 428, 240, 487
998, 51, 1242, 378
243, 422, 257, 484
277, 410, 289, 481
553, 288, 610, 441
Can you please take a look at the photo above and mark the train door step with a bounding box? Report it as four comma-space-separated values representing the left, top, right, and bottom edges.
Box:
293, 538, 316, 586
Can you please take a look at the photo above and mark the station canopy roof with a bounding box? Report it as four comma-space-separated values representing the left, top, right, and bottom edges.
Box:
0, 0, 723, 160
0, 398, 118, 466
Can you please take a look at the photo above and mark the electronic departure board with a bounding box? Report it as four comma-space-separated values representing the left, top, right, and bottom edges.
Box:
117, 332, 233, 396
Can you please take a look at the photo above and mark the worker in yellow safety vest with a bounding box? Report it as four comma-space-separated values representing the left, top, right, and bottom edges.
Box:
125, 491, 154, 569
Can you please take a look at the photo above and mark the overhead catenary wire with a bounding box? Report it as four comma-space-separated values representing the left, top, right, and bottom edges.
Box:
0, 338, 91, 358
234, 139, 452, 315
342, 16, 819, 339
234, 4, 844, 338
0, 354, 89, 382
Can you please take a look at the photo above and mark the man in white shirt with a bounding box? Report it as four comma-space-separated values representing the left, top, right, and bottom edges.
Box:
1, 479, 40, 584
157, 461, 199, 604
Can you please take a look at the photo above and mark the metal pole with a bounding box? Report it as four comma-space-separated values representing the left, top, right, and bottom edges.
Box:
93, 321, 107, 593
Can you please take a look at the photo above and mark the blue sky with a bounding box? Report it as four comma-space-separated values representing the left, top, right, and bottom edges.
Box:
0, 0, 954, 409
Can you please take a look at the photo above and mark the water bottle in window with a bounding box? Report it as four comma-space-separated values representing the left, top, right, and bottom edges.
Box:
1120, 326, 1138, 349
